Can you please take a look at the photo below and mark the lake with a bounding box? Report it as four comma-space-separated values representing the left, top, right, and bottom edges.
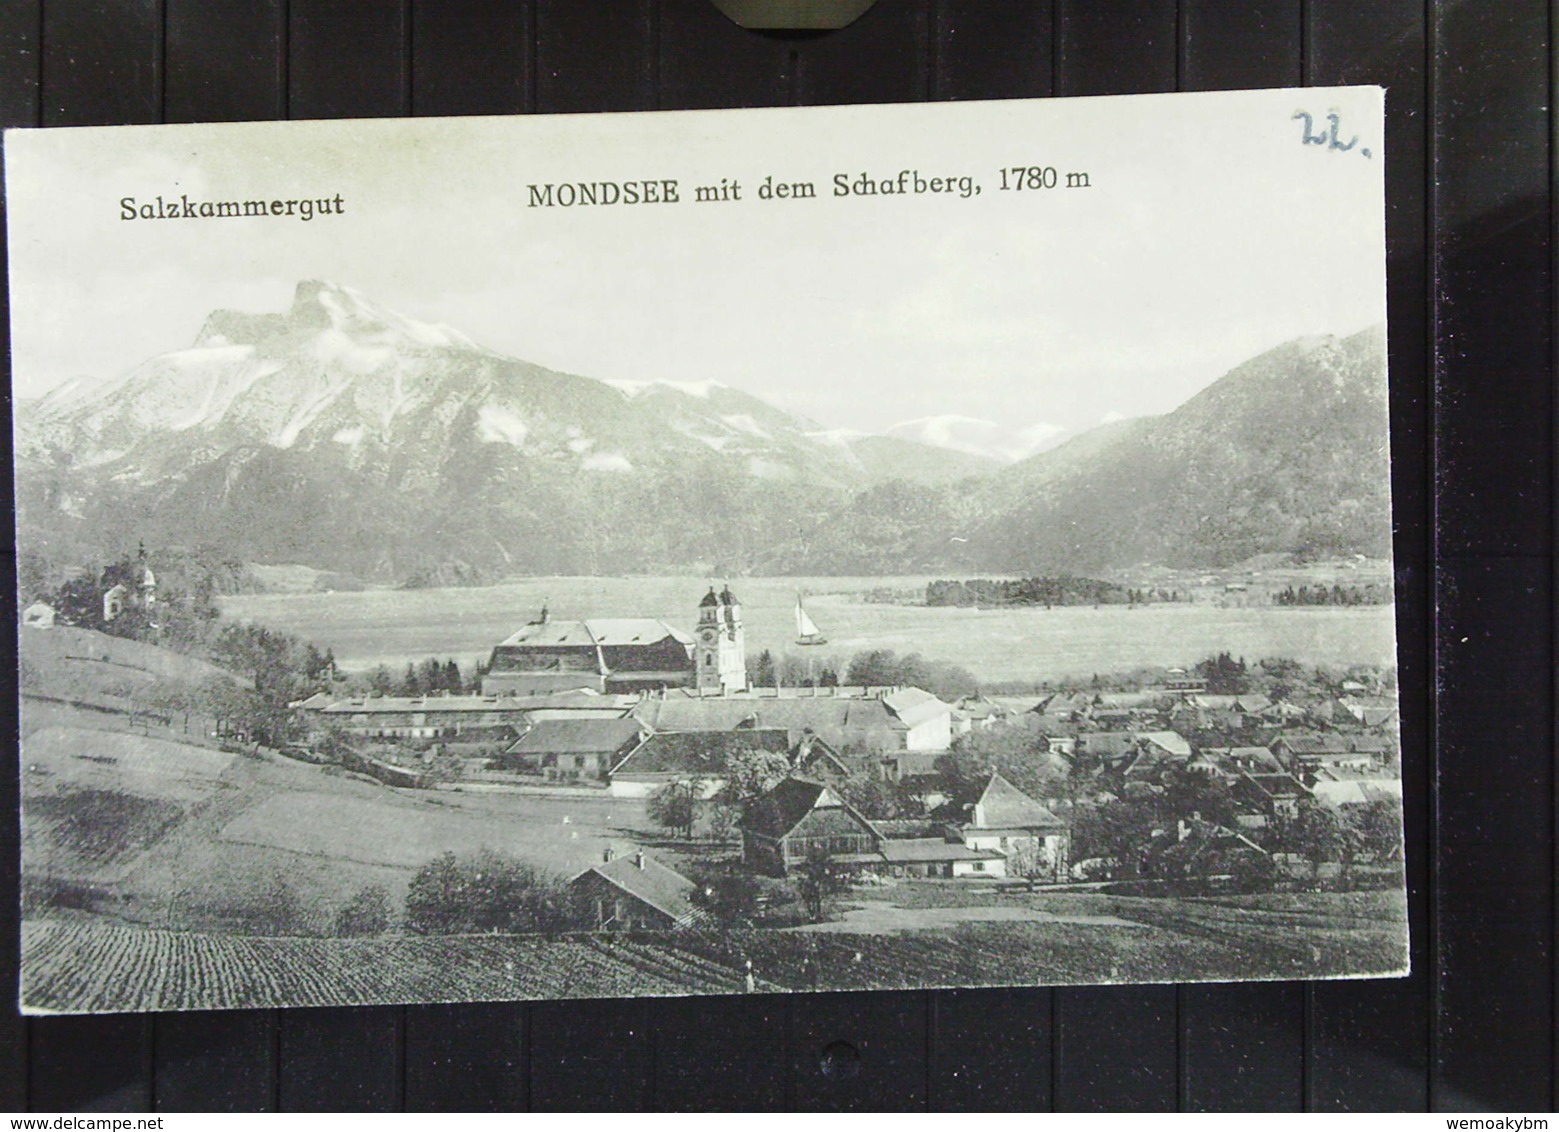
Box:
220, 575, 1398, 685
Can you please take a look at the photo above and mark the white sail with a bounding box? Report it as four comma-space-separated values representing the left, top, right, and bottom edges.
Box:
795, 598, 822, 641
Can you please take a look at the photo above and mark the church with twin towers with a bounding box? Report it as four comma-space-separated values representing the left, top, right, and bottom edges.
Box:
481, 585, 746, 698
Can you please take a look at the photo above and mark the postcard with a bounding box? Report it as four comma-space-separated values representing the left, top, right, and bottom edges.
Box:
7, 88, 1405, 1013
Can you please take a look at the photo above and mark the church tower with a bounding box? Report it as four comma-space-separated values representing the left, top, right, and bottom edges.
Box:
695, 585, 747, 694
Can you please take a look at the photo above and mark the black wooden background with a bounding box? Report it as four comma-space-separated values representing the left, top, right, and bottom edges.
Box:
0, 0, 1552, 1113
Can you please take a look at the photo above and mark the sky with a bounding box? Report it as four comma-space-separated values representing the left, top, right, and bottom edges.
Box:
5, 88, 1387, 453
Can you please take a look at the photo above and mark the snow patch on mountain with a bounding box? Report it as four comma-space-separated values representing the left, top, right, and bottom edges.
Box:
719, 413, 769, 438
582, 451, 632, 472
477, 404, 529, 446
605, 378, 728, 399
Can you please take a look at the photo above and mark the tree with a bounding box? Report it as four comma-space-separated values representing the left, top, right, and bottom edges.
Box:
751, 649, 776, 688
334, 884, 391, 936
691, 871, 763, 931
1346, 798, 1404, 863
1280, 800, 1349, 880
832, 774, 910, 820
719, 747, 792, 809
938, 728, 1071, 806
1196, 652, 1249, 694
404, 849, 577, 934
793, 844, 849, 923
1068, 798, 1164, 877
648, 779, 702, 840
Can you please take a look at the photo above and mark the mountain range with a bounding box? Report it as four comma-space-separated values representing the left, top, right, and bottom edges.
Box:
15, 281, 1391, 585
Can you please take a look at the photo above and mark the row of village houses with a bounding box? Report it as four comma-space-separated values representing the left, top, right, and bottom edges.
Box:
567, 770, 1074, 932
290, 680, 1402, 823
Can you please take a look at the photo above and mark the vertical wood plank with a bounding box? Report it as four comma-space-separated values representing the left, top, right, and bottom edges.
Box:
1307, 0, 1432, 1109
1433, 559, 1554, 1110
1427, 0, 1553, 559
659, 0, 790, 110
930, 988, 1051, 1111
535, 0, 656, 114
1054, 986, 1177, 1111
651, 994, 786, 1110
278, 1008, 403, 1112
932, 1, 1053, 102
528, 1000, 652, 1111
1428, 0, 1553, 1112
0, 0, 40, 127
41, 0, 161, 126
404, 1003, 525, 1112
1174, 1, 1307, 1112
1055, 0, 1176, 97
1181, 984, 1303, 1111
165, 0, 284, 122
411, 0, 530, 118
154, 1012, 277, 1112
30, 1018, 153, 1112
793, 0, 928, 106
788, 991, 927, 1111
1181, 0, 1300, 92
289, 0, 407, 120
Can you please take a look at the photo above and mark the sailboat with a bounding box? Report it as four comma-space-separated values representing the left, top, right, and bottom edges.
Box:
794, 595, 828, 646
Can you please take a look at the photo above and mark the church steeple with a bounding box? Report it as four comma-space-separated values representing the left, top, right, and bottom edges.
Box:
695, 584, 746, 694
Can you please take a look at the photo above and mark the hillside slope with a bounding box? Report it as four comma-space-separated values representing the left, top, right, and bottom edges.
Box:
969, 327, 1391, 572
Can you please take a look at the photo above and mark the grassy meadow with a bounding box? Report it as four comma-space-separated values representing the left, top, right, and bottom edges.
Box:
221, 575, 1399, 685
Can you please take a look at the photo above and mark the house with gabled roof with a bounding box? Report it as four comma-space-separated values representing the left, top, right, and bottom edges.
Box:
607, 727, 792, 798
1144, 816, 1271, 879
504, 716, 645, 781
958, 772, 1071, 882
741, 779, 882, 876
568, 849, 703, 931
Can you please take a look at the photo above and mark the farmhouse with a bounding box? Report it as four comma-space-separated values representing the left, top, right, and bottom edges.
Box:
957, 772, 1071, 882
568, 849, 702, 931
503, 717, 645, 782
22, 602, 55, 629
607, 728, 851, 798
742, 774, 1068, 881
741, 779, 881, 876
608, 728, 792, 798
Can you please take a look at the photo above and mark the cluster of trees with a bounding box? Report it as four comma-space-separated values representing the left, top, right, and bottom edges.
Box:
355, 657, 469, 697
743, 647, 978, 699
1195, 652, 1251, 694
747, 649, 841, 690
1273, 583, 1392, 606
843, 649, 978, 698
31, 548, 228, 652
925, 576, 1136, 609
404, 849, 582, 935
647, 746, 795, 841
